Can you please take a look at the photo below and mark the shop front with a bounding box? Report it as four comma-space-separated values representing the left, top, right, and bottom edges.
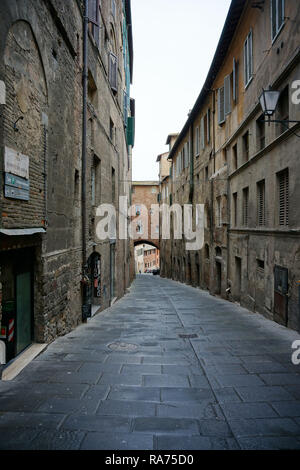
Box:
0, 238, 38, 363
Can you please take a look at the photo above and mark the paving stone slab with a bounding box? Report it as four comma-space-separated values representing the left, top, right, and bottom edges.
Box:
199, 419, 233, 437
0, 428, 39, 450
270, 402, 300, 417
0, 411, 65, 429
243, 362, 290, 374
214, 374, 265, 388
213, 388, 243, 404
260, 373, 300, 386
238, 436, 300, 450
98, 373, 142, 386
143, 374, 190, 388
80, 432, 154, 450
121, 364, 162, 374
48, 370, 102, 385
229, 417, 300, 438
160, 387, 215, 404
37, 397, 100, 415
25, 430, 86, 450
155, 435, 239, 450
108, 386, 161, 402
220, 402, 279, 420
62, 414, 132, 432
162, 365, 204, 376
283, 385, 300, 400
133, 417, 200, 434
235, 386, 296, 402
81, 385, 110, 402
156, 402, 222, 419
96, 400, 156, 417
78, 363, 122, 374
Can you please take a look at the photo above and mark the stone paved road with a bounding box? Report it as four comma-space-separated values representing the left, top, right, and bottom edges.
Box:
1, 275, 300, 450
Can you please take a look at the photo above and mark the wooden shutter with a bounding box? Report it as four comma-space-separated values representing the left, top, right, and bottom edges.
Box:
248, 30, 253, 79
88, 0, 97, 23
126, 117, 135, 146
112, 0, 116, 18
200, 117, 205, 149
123, 91, 128, 125
278, 169, 289, 225
207, 109, 210, 144
218, 86, 225, 124
195, 126, 199, 155
184, 142, 189, 168
243, 187, 249, 226
244, 31, 253, 86
224, 74, 231, 115
233, 58, 237, 103
233, 192, 237, 226
109, 53, 118, 91
257, 180, 265, 226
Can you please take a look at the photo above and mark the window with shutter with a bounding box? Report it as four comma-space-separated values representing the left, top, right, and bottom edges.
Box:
256, 116, 266, 150
257, 180, 266, 226
244, 30, 253, 88
271, 0, 285, 41
207, 109, 210, 144
242, 187, 249, 226
224, 74, 231, 115
111, 0, 116, 18
232, 144, 238, 170
89, 0, 97, 23
242, 131, 249, 162
123, 91, 128, 126
278, 169, 289, 226
109, 53, 118, 92
195, 126, 200, 156
89, 0, 100, 47
233, 58, 238, 103
233, 192, 237, 227
184, 142, 189, 168
218, 86, 225, 125
200, 117, 205, 149
216, 197, 222, 227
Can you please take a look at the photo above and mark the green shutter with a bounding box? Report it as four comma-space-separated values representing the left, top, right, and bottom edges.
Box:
126, 116, 135, 147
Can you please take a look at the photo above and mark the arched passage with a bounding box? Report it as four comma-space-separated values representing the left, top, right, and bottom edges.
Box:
134, 241, 160, 274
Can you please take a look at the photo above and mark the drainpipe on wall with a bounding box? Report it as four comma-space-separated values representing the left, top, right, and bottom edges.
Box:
81, 0, 89, 321
43, 123, 48, 228
210, 90, 216, 251
189, 126, 194, 205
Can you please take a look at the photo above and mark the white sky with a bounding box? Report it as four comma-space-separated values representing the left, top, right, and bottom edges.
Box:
130, 0, 232, 181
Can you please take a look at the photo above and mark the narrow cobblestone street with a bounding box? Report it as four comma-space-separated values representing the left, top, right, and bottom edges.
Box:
0, 275, 300, 450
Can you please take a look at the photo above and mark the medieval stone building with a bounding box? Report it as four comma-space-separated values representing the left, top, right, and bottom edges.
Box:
158, 0, 300, 333
0, 0, 134, 364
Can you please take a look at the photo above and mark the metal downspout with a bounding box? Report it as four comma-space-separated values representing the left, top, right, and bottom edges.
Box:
81, 0, 88, 318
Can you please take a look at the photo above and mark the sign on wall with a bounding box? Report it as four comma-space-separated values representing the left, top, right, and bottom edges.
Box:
4, 147, 29, 180
4, 186, 30, 201
5, 173, 30, 191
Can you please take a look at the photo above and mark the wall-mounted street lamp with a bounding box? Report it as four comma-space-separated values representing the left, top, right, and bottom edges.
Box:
13, 116, 24, 132
259, 89, 300, 136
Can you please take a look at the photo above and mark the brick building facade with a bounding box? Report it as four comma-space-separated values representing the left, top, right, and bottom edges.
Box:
0, 0, 134, 364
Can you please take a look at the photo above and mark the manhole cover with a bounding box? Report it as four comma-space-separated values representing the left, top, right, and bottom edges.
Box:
178, 334, 198, 339
107, 342, 138, 352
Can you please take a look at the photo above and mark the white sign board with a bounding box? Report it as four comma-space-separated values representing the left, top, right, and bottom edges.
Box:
0, 80, 5, 105
4, 147, 29, 180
